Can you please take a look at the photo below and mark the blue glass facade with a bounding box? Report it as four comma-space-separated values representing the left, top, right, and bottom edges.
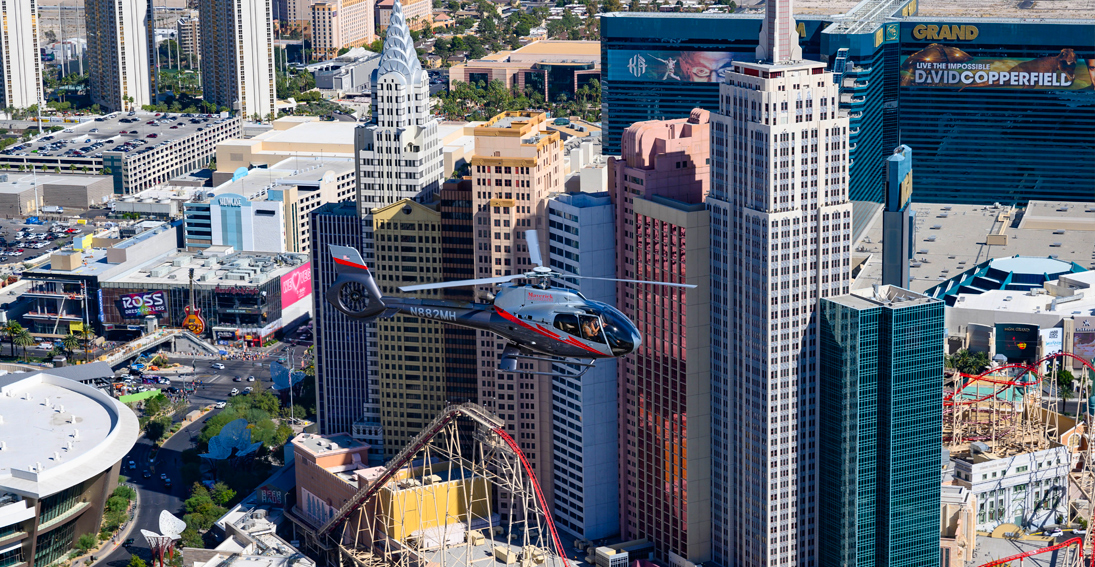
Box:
818, 289, 943, 567
898, 20, 1095, 204
602, 7, 1095, 205
600, 14, 831, 152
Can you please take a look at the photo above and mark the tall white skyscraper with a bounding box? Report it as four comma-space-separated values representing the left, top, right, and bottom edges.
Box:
0, 0, 44, 110
708, 0, 851, 563
354, 0, 443, 213
200, 0, 276, 120
86, 0, 153, 112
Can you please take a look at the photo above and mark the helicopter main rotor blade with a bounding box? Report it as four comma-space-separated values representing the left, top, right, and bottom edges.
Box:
399, 274, 522, 292
525, 229, 543, 267
561, 274, 697, 289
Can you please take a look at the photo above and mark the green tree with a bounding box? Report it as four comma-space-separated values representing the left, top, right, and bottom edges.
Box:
1057, 369, 1076, 401
13, 329, 34, 362
2, 321, 24, 358
106, 495, 129, 512
146, 414, 173, 442
128, 554, 147, 567
76, 533, 98, 554
180, 528, 203, 548
945, 349, 991, 375
210, 482, 236, 506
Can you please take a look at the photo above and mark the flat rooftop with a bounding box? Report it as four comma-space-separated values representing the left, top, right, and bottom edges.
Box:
210, 159, 355, 201
106, 249, 309, 287
256, 121, 360, 148
0, 174, 108, 193
853, 202, 1095, 294
947, 270, 1095, 317
21, 111, 232, 160
511, 40, 599, 57
749, 0, 1095, 18
827, 284, 937, 310
0, 373, 139, 497
291, 433, 366, 457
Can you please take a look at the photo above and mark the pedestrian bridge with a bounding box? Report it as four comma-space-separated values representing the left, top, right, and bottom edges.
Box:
101, 329, 219, 369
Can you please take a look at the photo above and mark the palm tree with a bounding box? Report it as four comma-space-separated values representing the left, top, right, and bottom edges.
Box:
13, 329, 35, 362
73, 328, 96, 362
2, 321, 24, 358
62, 334, 80, 357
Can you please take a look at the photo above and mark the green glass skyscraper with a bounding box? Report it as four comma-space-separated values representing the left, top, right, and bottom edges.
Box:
819, 285, 943, 567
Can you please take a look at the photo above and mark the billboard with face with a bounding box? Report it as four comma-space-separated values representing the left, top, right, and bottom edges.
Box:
996, 323, 1039, 364
900, 45, 1093, 90
608, 50, 740, 83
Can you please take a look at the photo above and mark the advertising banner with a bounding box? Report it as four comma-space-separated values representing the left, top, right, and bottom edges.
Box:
900, 46, 1093, 90
1041, 328, 1063, 356
1075, 317, 1095, 364
995, 323, 1039, 363
608, 50, 741, 83
118, 291, 168, 318
281, 263, 312, 309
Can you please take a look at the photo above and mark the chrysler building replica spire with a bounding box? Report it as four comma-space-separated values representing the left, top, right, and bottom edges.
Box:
354, 0, 443, 215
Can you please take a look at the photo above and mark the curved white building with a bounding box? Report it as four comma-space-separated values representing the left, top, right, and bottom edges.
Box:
0, 373, 140, 567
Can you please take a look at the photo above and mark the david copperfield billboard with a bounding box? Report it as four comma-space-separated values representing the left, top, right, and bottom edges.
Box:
901, 44, 1093, 90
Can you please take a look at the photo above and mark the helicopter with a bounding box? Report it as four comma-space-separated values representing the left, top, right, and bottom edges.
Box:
326, 230, 695, 374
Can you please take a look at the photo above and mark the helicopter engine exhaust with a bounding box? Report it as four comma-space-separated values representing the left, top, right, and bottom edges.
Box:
327, 245, 387, 320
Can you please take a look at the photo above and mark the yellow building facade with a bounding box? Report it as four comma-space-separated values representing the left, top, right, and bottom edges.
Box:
373, 199, 448, 458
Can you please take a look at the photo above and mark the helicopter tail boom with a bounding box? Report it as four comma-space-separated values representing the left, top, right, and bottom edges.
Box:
327, 245, 388, 320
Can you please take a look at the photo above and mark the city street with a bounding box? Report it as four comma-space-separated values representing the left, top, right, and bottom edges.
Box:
91, 339, 310, 567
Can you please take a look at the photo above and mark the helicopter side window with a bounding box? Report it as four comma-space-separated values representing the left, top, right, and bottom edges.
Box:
553, 314, 581, 337
579, 315, 606, 344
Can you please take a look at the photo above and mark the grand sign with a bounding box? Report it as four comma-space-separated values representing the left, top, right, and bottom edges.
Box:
911, 24, 978, 41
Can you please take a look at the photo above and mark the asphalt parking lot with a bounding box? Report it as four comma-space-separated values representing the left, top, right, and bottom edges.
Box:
0, 217, 84, 266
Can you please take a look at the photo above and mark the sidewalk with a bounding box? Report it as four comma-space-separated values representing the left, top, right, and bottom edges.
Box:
71, 485, 142, 567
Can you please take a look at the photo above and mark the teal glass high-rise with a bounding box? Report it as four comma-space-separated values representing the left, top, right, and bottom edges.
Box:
819, 286, 943, 567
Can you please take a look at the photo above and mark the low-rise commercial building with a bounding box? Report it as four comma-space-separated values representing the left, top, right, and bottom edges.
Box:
308, 49, 382, 92
0, 372, 139, 567
449, 41, 600, 102
940, 485, 976, 567
21, 224, 312, 342
186, 157, 356, 253
0, 113, 240, 195
216, 116, 477, 180
0, 174, 114, 215
950, 442, 1069, 532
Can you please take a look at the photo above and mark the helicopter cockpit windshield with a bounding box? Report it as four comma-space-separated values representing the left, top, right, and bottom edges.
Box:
588, 301, 641, 356
553, 313, 606, 344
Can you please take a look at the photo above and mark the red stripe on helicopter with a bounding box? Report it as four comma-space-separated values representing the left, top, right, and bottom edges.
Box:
495, 307, 604, 355
334, 257, 369, 271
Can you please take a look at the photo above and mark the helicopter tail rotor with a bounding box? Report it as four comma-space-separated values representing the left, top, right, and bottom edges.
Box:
327, 245, 388, 320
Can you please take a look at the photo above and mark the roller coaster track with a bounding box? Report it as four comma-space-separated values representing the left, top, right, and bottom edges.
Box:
314, 402, 567, 563
976, 536, 1083, 567
946, 352, 1095, 406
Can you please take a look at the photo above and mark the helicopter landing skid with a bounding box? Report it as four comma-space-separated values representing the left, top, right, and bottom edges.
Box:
498, 346, 596, 377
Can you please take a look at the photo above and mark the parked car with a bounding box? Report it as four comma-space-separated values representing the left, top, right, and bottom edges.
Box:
233, 376, 242, 382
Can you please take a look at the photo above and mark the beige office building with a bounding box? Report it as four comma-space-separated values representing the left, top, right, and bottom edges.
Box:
199, 0, 276, 120
371, 199, 447, 459
376, 0, 431, 31
311, 0, 376, 61
85, 0, 154, 112
176, 11, 201, 56
469, 111, 562, 511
